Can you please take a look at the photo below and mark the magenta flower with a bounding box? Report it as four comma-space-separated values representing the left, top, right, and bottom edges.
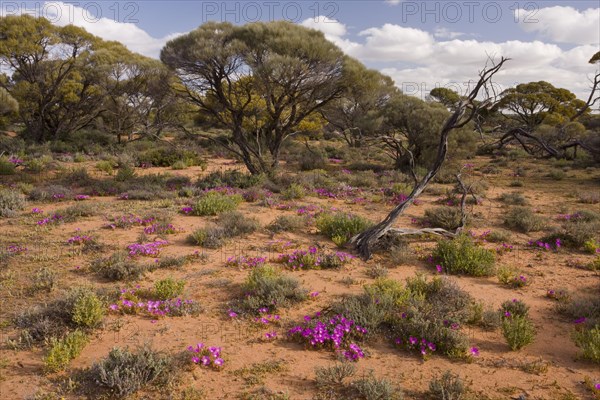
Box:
573, 317, 587, 324
228, 309, 238, 318
436, 264, 443, 273
310, 291, 320, 297
201, 356, 210, 366
213, 358, 224, 366
109, 304, 118, 311
191, 356, 200, 364
470, 347, 480, 357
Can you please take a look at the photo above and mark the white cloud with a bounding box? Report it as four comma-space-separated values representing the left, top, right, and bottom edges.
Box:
515, 6, 600, 45
355, 24, 435, 62
434, 27, 465, 40
2, 1, 182, 58
384, 0, 403, 5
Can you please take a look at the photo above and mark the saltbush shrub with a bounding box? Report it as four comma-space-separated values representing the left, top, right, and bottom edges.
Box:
192, 192, 242, 216
432, 235, 496, 276
316, 212, 371, 246
0, 189, 26, 217
424, 207, 464, 230
44, 330, 88, 372
504, 207, 546, 233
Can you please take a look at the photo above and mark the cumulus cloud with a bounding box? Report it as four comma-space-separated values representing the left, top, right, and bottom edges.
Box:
1, 1, 182, 58
305, 13, 598, 100
384, 0, 403, 5
433, 27, 466, 40
515, 6, 600, 45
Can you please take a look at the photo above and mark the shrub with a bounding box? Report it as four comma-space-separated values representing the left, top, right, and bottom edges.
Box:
548, 169, 566, 180
217, 211, 259, 237
504, 207, 546, 233
28, 185, 72, 202
428, 370, 465, 400
0, 189, 26, 217
30, 267, 57, 293
499, 192, 528, 205
267, 215, 308, 233
432, 235, 496, 276
299, 148, 327, 171
500, 299, 530, 318
154, 278, 185, 300
187, 226, 226, 249
91, 252, 146, 281
115, 164, 136, 182
366, 264, 389, 279
281, 183, 306, 200
192, 192, 242, 216
57, 203, 96, 222
44, 330, 88, 372
316, 212, 371, 246
71, 290, 105, 328
578, 191, 599, 204
155, 256, 188, 270
424, 207, 464, 230
96, 160, 115, 175
315, 363, 356, 391
485, 230, 512, 243
0, 157, 16, 175
90, 346, 173, 397
573, 326, 600, 363
353, 373, 398, 400
196, 170, 264, 190
502, 316, 536, 350
236, 265, 307, 314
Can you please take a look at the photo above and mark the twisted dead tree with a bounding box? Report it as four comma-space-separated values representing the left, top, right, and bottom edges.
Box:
350, 57, 509, 260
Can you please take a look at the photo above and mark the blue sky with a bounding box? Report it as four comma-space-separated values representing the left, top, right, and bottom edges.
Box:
2, 1, 599, 100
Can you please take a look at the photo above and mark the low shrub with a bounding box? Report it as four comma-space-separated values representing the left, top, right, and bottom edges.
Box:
316, 212, 372, 246
89, 346, 174, 397
502, 315, 536, 351
217, 211, 259, 237
500, 299, 530, 318
499, 192, 528, 205
30, 267, 57, 293
0, 189, 26, 217
91, 252, 146, 281
70, 289, 105, 328
267, 215, 308, 233
353, 373, 398, 400
0, 157, 16, 175
196, 170, 264, 190
44, 330, 88, 372
424, 207, 464, 230
504, 207, 546, 233
573, 326, 600, 363
428, 370, 466, 400
235, 265, 307, 314
187, 226, 226, 249
432, 234, 496, 276
192, 192, 242, 216
153, 278, 185, 300
281, 183, 306, 200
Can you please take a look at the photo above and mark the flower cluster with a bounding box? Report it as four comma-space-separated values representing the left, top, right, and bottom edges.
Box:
74, 194, 90, 201
253, 308, 281, 325
143, 223, 178, 235
105, 214, 155, 229
511, 275, 529, 288
395, 336, 437, 358
496, 243, 514, 254
188, 343, 224, 369
288, 314, 367, 352
225, 255, 267, 269
127, 240, 168, 257
529, 238, 561, 251
67, 235, 92, 245
7, 244, 27, 254
52, 193, 65, 201
37, 214, 63, 226
8, 156, 23, 165
343, 343, 365, 361
546, 289, 570, 302
296, 204, 324, 217
180, 206, 193, 214
110, 288, 199, 317
31, 208, 43, 214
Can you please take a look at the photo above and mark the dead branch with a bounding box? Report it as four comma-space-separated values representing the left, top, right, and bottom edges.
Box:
350, 57, 509, 260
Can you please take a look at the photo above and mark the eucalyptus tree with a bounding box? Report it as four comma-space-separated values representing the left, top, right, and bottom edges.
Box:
161, 21, 345, 175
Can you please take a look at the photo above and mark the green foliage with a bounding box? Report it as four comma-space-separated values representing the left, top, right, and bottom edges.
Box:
91, 251, 146, 281
504, 207, 546, 233
90, 346, 173, 397
217, 211, 259, 237
500, 299, 530, 318
70, 289, 105, 328
424, 207, 464, 230
196, 170, 264, 190
315, 363, 356, 392
192, 192, 242, 216
281, 183, 306, 200
573, 326, 600, 363
316, 212, 372, 246
44, 330, 88, 372
0, 157, 16, 175
30, 267, 57, 293
428, 370, 466, 400
0, 189, 26, 217
153, 278, 185, 300
187, 226, 226, 248
237, 265, 307, 314
432, 235, 496, 276
96, 160, 115, 175
353, 373, 399, 400
267, 215, 308, 233
502, 316, 536, 351
499, 192, 528, 205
